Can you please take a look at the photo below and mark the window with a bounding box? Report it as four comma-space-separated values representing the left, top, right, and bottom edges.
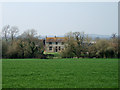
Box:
56, 42, 58, 45
55, 46, 58, 52
49, 46, 52, 50
59, 46, 61, 50
49, 42, 52, 45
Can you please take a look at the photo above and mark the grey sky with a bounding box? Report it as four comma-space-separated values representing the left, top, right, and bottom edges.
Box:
2, 2, 118, 36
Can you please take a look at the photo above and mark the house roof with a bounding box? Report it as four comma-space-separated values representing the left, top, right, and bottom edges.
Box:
46, 37, 67, 42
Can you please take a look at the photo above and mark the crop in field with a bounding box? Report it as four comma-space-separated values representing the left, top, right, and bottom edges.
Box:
2, 58, 118, 88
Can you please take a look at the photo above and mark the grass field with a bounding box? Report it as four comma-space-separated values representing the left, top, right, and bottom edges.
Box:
2, 58, 118, 88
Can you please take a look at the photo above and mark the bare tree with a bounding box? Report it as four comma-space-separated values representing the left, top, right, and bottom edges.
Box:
73, 32, 87, 58
20, 29, 37, 40
63, 32, 89, 58
9, 26, 19, 41
2, 25, 10, 42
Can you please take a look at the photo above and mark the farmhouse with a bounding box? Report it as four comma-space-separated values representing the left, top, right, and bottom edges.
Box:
44, 36, 96, 53
45, 36, 67, 52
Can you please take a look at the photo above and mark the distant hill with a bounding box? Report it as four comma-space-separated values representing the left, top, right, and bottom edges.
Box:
87, 34, 111, 40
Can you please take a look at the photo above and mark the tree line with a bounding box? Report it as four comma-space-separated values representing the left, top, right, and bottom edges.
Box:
61, 32, 119, 58
1, 25, 119, 59
2, 25, 45, 59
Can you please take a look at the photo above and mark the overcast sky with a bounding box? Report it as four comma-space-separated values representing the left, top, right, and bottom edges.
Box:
2, 2, 118, 36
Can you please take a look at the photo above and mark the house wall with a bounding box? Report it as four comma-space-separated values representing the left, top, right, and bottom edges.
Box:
45, 42, 65, 52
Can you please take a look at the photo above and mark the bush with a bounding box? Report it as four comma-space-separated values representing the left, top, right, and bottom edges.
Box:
105, 47, 114, 58
61, 49, 75, 58
46, 54, 54, 59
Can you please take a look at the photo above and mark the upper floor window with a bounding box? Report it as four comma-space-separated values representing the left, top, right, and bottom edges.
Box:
49, 42, 52, 45
56, 42, 58, 45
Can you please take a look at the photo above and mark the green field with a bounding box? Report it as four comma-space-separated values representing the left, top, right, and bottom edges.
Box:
2, 58, 118, 88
